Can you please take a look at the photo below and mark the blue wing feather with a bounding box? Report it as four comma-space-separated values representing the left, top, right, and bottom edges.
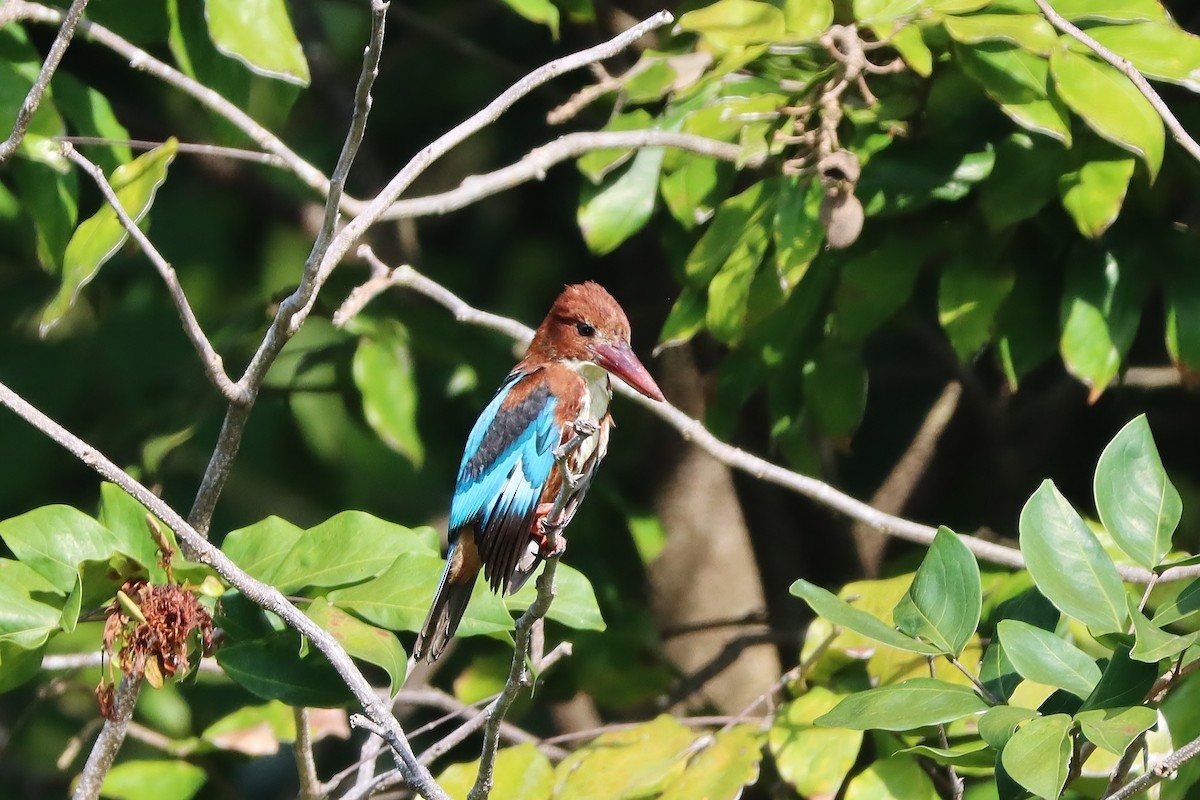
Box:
448, 371, 560, 590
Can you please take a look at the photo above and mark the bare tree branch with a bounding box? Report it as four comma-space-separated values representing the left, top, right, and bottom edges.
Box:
0, 378, 449, 800
378, 129, 760, 221
185, 0, 389, 536
62, 145, 241, 402
1107, 733, 1200, 800
9, 0, 355, 210
1033, 0, 1200, 165
57, 136, 288, 167
71, 677, 140, 800
337, 258, 1200, 586
294, 707, 324, 800
0, 0, 90, 163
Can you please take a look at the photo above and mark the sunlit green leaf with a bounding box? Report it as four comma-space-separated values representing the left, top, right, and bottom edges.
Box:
1059, 142, 1136, 239
817, 678, 987, 730
41, 140, 178, 335
438, 743, 554, 800
1018, 480, 1127, 634
894, 527, 982, 656
685, 180, 773, 285
1001, 714, 1072, 799
0, 505, 129, 592
1059, 245, 1143, 400
578, 145, 666, 255
942, 14, 1057, 54
677, 0, 786, 51
954, 42, 1071, 144
0, 559, 64, 650
657, 287, 707, 351
1085, 22, 1200, 92
307, 597, 407, 693
939, 258, 1015, 361
978, 705, 1037, 749
997, 619, 1101, 699
783, 0, 833, 39
660, 725, 763, 800
1076, 706, 1158, 755
1050, 48, 1164, 179
1094, 415, 1180, 570
204, 0, 310, 85
769, 687, 862, 795
578, 110, 653, 184
844, 755, 939, 800
54, 73, 133, 174
353, 320, 424, 467
1128, 597, 1197, 663
506, 562, 605, 631
553, 715, 699, 798
1051, 0, 1168, 23
790, 579, 941, 654
101, 760, 207, 800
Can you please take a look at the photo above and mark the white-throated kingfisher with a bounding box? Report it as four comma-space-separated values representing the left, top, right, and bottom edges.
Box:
414, 282, 664, 661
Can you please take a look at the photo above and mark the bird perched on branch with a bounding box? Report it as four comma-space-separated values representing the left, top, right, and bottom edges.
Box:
414, 282, 664, 662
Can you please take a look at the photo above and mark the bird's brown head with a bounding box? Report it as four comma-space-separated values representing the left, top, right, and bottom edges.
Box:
526, 282, 665, 402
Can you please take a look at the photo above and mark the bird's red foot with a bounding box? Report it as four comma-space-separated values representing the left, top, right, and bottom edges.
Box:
532, 502, 568, 558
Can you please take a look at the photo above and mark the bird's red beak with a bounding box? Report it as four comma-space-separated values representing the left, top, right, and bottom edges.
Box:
593, 342, 665, 402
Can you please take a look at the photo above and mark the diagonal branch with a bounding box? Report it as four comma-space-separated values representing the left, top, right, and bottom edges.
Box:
0, 0, 90, 163
71, 676, 140, 800
0, 378, 449, 800
335, 257, 1200, 586
9, 0, 354, 210
62, 145, 241, 402
1033, 0, 1200, 165
378, 129, 762, 221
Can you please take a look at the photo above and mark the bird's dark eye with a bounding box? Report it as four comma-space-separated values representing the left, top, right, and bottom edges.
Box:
576, 322, 595, 337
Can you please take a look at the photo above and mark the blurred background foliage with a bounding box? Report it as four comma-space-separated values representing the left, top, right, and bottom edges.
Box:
3, 0, 1200, 797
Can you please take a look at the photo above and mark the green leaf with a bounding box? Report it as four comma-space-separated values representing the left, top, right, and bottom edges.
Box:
578, 145, 666, 255
830, 232, 924, 341
816, 678, 988, 731
978, 705, 1038, 749
578, 110, 654, 183
660, 725, 763, 800
203, 0, 310, 85
97, 482, 172, 583
889, 24, 934, 76
327, 553, 512, 637
677, 0, 786, 51
1094, 415, 1181, 570
893, 527, 982, 656
0, 641, 46, 692
0, 559, 65, 649
802, 343, 867, 439
858, 142, 995, 216
953, 42, 1071, 144
1059, 245, 1143, 400
1080, 647, 1158, 711
1151, 578, 1200, 628
790, 579, 941, 654
100, 760, 207, 800
1059, 141, 1136, 239
855, 0, 922, 26
1085, 22, 1200, 93
1076, 706, 1158, 755
844, 755, 939, 800
1129, 597, 1197, 663
505, 562, 605, 631
1001, 714, 1072, 799
995, 260, 1059, 388
657, 287, 707, 351
307, 598, 406, 694
41, 140, 178, 335
0, 505, 127, 592
895, 741, 994, 769
774, 177, 824, 291
705, 206, 772, 345
353, 320, 424, 467
438, 743, 554, 800
660, 156, 734, 230
685, 180, 774, 285
224, 511, 433, 594
783, 0, 834, 39
997, 620, 1101, 699
980, 132, 1066, 230
939, 259, 1015, 361
10, 159, 78, 272
623, 61, 677, 104
216, 633, 353, 708
553, 715, 699, 799
1050, 48, 1164, 179
53, 73, 132, 174
1164, 244, 1200, 373
0, 57, 66, 168
942, 14, 1057, 54
1051, 0, 1168, 23
1018, 480, 1128, 634
202, 702, 294, 753
769, 688, 862, 796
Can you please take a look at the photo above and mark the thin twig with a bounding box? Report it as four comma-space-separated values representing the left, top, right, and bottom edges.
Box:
1105, 732, 1200, 800
0, 0, 90, 162
72, 676, 140, 800
294, 707, 323, 800
947, 655, 1001, 706
62, 145, 242, 402
930, 657, 964, 800
57, 136, 287, 167
9, 0, 351, 209
41, 652, 222, 674
0, 380, 448, 800
396, 687, 570, 760
377, 129, 760, 221
1033, 0, 1200, 166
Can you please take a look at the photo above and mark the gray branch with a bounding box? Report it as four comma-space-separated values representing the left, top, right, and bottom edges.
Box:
71, 677, 140, 800
0, 0, 90, 162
